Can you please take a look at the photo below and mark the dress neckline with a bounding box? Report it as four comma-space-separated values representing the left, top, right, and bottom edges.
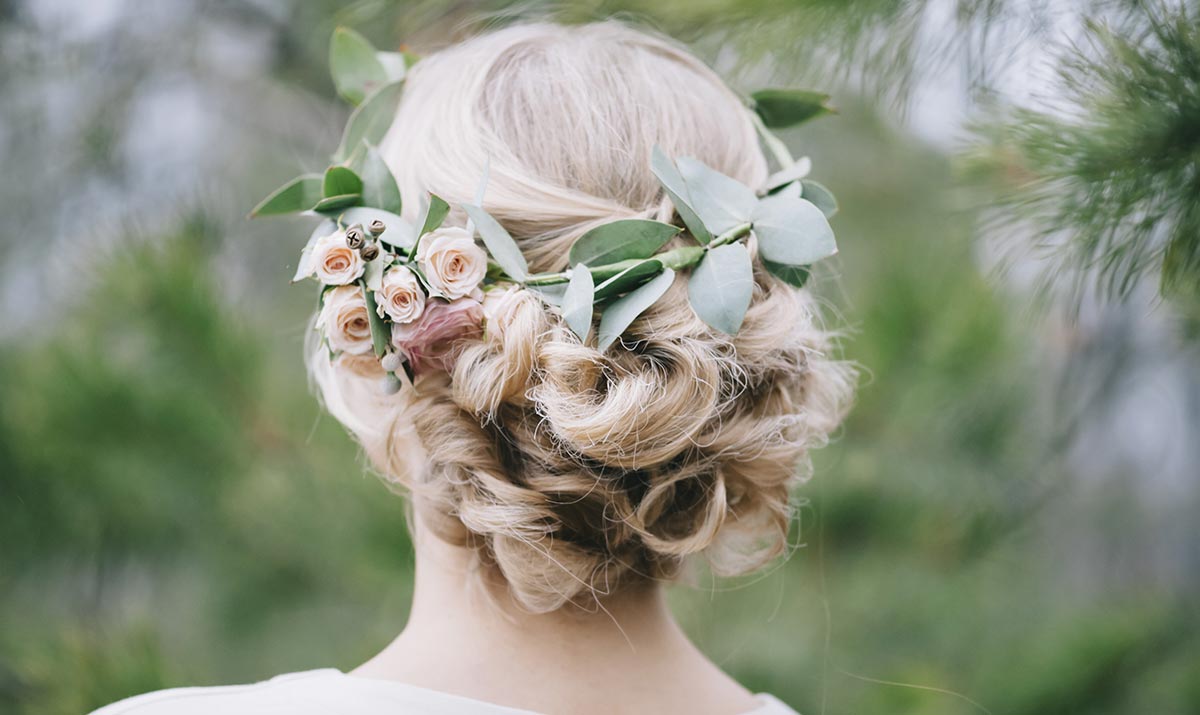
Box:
314, 668, 797, 715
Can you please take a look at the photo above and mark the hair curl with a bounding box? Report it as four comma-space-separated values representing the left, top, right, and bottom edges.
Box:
308, 21, 856, 612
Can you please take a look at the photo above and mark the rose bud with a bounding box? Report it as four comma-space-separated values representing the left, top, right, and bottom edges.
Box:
380, 373, 403, 395
345, 226, 365, 249
380, 351, 404, 372
368, 219, 387, 237
361, 242, 381, 261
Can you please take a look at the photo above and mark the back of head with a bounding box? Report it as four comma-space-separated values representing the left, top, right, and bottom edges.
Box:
310, 21, 855, 612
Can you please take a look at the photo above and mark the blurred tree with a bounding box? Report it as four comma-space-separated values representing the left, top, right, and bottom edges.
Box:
0, 2, 1197, 715
970, 1, 1200, 325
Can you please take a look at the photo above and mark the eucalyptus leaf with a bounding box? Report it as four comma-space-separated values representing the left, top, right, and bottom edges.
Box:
335, 207, 414, 249
569, 220, 680, 267
801, 180, 839, 218
764, 157, 813, 192
462, 204, 528, 282
465, 158, 491, 237
561, 264, 595, 341
359, 145, 402, 213
323, 165, 363, 198
651, 146, 712, 244
688, 243, 754, 334
751, 89, 835, 128
528, 282, 568, 306
250, 174, 323, 217
597, 268, 676, 351
361, 284, 389, 357
771, 181, 803, 199
763, 259, 811, 287
419, 194, 451, 237
593, 259, 663, 301
330, 27, 388, 106
751, 194, 838, 267
293, 220, 336, 282
335, 81, 404, 161
312, 194, 361, 212
676, 157, 757, 235
363, 253, 386, 292
375, 51, 408, 83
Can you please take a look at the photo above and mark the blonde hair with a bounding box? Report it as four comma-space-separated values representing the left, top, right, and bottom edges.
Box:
309, 21, 856, 612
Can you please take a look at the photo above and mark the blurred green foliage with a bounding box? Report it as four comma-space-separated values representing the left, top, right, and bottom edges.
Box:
1, 2, 1196, 714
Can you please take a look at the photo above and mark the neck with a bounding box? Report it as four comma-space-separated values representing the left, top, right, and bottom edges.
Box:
351, 512, 757, 715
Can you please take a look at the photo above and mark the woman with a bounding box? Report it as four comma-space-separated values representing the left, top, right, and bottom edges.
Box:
94, 21, 854, 715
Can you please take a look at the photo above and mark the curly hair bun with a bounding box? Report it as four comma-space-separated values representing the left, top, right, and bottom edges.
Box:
309, 21, 856, 613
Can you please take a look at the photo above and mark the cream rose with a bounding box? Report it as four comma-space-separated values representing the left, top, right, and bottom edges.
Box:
311, 230, 365, 285
377, 265, 426, 324
319, 285, 374, 355
416, 227, 487, 299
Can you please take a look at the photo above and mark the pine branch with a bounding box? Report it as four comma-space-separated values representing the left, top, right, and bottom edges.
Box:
969, 1, 1200, 313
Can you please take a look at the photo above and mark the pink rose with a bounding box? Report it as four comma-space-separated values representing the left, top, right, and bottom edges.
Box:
392, 297, 484, 376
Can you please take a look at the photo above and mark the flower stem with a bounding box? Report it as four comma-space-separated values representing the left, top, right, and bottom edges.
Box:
709, 222, 753, 248
520, 223, 752, 286
751, 111, 795, 170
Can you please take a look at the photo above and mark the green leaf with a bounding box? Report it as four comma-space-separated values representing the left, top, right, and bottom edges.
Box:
751, 89, 835, 128
330, 27, 389, 106
569, 220, 680, 266
688, 243, 754, 334
801, 179, 839, 218
764, 157, 813, 192
597, 268, 675, 351
561, 264, 595, 341
751, 194, 838, 266
462, 204, 528, 282
293, 220, 337, 282
770, 181, 803, 199
528, 282, 568, 306
651, 146, 712, 244
676, 157, 757, 235
250, 174, 323, 217
323, 165, 363, 198
335, 81, 404, 162
363, 253, 386, 292
334, 207, 414, 249
312, 194, 361, 212
593, 259, 663, 301
359, 145, 402, 213
418, 194, 451, 237
375, 51, 409, 83
360, 284, 389, 358
763, 259, 811, 287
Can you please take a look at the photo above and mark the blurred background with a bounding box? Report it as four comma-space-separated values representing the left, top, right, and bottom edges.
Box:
1, 1, 1197, 713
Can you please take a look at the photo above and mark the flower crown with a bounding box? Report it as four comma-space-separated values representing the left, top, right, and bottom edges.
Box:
252, 28, 841, 392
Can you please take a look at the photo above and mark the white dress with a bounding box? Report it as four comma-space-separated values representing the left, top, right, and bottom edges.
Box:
90, 669, 800, 714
